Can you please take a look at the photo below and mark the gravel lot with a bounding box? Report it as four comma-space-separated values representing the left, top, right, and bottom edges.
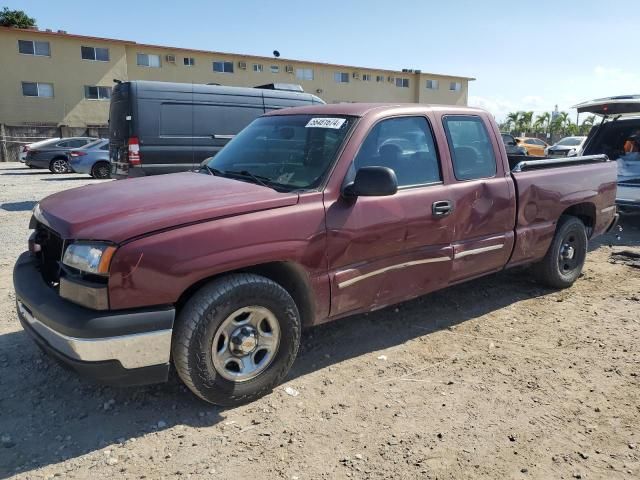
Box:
0, 161, 639, 479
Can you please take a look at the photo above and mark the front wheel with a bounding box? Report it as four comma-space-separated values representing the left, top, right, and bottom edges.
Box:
532, 215, 587, 288
172, 274, 301, 406
49, 157, 69, 174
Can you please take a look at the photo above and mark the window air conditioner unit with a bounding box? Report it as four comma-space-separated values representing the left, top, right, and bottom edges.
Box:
352, 72, 360, 79
238, 61, 247, 69
165, 54, 176, 63
285, 65, 294, 73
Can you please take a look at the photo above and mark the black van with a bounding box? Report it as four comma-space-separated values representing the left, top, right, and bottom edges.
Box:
109, 81, 324, 178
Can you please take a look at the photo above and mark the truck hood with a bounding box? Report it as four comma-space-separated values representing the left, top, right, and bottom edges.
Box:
36, 172, 299, 243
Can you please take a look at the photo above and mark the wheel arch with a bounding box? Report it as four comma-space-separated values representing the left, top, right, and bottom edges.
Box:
175, 261, 317, 328
560, 202, 596, 237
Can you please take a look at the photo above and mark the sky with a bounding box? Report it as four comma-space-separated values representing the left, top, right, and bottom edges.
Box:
9, 0, 640, 122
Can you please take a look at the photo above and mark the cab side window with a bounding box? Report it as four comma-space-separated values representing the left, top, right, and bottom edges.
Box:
350, 116, 441, 187
444, 116, 497, 180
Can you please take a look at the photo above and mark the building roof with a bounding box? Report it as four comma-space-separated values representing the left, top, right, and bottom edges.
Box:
2, 26, 476, 80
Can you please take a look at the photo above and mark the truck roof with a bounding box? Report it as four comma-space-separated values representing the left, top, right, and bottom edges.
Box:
264, 102, 488, 118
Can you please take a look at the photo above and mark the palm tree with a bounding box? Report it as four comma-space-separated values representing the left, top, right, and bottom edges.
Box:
579, 115, 596, 135
534, 112, 551, 136
520, 111, 534, 136
557, 112, 571, 136
505, 112, 521, 133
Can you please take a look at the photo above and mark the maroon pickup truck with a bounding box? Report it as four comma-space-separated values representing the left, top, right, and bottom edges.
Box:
14, 104, 618, 405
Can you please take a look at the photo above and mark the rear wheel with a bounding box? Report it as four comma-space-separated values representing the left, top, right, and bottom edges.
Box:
172, 273, 301, 406
91, 162, 111, 179
49, 157, 69, 174
532, 215, 587, 288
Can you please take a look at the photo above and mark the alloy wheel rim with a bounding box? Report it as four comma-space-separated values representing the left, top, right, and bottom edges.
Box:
211, 306, 281, 382
53, 159, 68, 173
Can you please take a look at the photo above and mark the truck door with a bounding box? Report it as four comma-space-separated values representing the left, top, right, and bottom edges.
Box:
438, 114, 516, 283
325, 115, 456, 317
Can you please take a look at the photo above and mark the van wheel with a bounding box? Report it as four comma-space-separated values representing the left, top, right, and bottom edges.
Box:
172, 274, 301, 406
49, 157, 69, 174
91, 162, 111, 179
532, 215, 587, 289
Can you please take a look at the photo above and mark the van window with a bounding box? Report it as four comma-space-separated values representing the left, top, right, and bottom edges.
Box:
443, 116, 497, 180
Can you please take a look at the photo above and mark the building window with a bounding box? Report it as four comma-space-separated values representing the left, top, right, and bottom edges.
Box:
295, 68, 313, 81
253, 63, 263, 72
362, 74, 372, 81
334, 72, 349, 83
183, 57, 195, 66
426, 79, 439, 90
81, 46, 109, 61
270, 65, 279, 73
22, 82, 54, 98
137, 53, 161, 67
84, 85, 112, 100
449, 81, 462, 91
376, 75, 385, 82
18, 40, 50, 57
395, 78, 409, 88
213, 61, 234, 73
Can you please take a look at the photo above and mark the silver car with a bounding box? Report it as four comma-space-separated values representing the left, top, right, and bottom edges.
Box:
25, 137, 97, 173
67, 139, 111, 179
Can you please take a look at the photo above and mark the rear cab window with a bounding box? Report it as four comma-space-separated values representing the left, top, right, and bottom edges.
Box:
443, 116, 497, 180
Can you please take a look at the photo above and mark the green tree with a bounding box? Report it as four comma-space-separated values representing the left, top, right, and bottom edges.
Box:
0, 7, 36, 28
579, 115, 596, 135
505, 112, 521, 133
519, 111, 534, 135
533, 112, 551, 135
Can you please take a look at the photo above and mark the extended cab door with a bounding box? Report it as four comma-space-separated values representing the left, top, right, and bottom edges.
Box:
437, 114, 516, 283
325, 115, 456, 317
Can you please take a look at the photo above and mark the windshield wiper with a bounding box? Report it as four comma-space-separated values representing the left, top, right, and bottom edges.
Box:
200, 164, 223, 176
224, 170, 274, 189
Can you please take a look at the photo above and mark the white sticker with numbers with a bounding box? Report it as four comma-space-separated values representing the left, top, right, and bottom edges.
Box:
305, 117, 346, 129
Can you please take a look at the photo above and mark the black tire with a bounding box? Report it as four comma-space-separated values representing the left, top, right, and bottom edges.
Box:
532, 215, 587, 289
49, 157, 69, 174
172, 273, 301, 406
91, 161, 111, 179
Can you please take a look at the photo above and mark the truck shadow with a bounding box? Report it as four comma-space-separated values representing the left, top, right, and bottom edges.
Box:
590, 215, 640, 250
0, 267, 553, 478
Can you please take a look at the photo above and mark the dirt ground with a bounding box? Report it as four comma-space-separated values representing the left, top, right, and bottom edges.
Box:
0, 162, 639, 479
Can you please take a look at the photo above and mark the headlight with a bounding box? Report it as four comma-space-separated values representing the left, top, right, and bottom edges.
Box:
62, 242, 116, 275
568, 148, 576, 156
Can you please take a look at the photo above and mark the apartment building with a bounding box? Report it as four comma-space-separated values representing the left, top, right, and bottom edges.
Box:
0, 26, 474, 128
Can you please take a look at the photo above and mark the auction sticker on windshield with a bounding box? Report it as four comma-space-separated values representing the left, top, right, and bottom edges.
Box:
305, 118, 346, 129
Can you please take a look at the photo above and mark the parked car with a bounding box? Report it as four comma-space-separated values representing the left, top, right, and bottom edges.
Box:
501, 133, 528, 155
67, 139, 111, 179
575, 94, 640, 214
19, 138, 60, 163
516, 137, 549, 156
545, 136, 587, 157
14, 103, 618, 406
25, 137, 97, 173
109, 80, 325, 179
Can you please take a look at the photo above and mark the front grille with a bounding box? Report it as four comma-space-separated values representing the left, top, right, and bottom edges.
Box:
34, 222, 64, 285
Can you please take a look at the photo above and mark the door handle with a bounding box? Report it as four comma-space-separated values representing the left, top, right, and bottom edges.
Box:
432, 200, 453, 217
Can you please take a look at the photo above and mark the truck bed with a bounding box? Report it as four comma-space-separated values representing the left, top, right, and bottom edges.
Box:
507, 154, 618, 267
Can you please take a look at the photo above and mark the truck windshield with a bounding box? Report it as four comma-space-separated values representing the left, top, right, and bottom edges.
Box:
206, 114, 355, 191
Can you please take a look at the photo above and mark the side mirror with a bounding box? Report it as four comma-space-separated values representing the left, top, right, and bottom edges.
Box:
343, 166, 398, 198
